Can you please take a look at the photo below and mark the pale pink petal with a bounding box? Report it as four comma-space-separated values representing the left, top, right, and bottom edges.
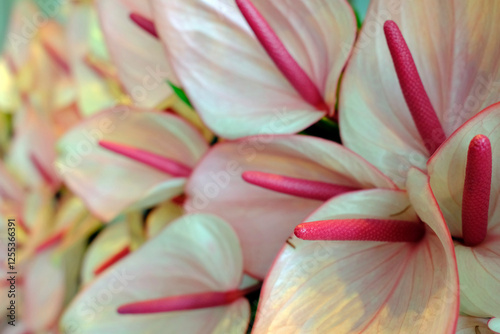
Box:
428, 103, 500, 237
60, 214, 249, 333
57, 107, 208, 221
185, 135, 396, 278
253, 185, 458, 333
145, 201, 184, 239
81, 221, 131, 284
340, 0, 500, 188
96, 0, 176, 108
455, 241, 500, 318
151, 0, 356, 138
456, 316, 496, 334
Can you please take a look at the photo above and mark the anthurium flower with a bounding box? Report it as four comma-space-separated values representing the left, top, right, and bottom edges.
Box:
253, 168, 458, 333
96, 0, 179, 109
185, 135, 396, 278
57, 106, 208, 222
340, 0, 500, 187
60, 214, 256, 333
81, 201, 183, 284
151, 0, 357, 138
425, 103, 500, 319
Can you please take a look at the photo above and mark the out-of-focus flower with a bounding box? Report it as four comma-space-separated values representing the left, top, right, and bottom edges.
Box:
340, 0, 500, 187
96, 0, 177, 109
80, 201, 183, 285
185, 135, 396, 278
151, 0, 357, 139
56, 106, 208, 222
60, 214, 257, 334
426, 104, 500, 319
96, 0, 213, 140
253, 168, 459, 333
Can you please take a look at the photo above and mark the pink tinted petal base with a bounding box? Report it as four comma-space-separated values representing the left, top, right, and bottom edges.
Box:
94, 246, 131, 276
235, 0, 328, 113
384, 20, 445, 155
242, 171, 358, 201
99, 140, 192, 177
295, 219, 426, 243
462, 134, 491, 247
117, 284, 260, 315
129, 12, 159, 39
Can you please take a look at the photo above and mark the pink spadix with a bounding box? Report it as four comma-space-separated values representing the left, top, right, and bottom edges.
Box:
41, 40, 71, 74
242, 171, 358, 201
99, 140, 192, 177
35, 229, 66, 254
117, 285, 260, 314
94, 246, 131, 276
30, 153, 57, 188
384, 20, 445, 155
130, 12, 159, 39
295, 219, 425, 242
235, 0, 329, 114
462, 135, 491, 247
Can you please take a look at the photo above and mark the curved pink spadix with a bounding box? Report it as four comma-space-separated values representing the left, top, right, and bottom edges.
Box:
462, 135, 491, 247
295, 219, 426, 242
130, 12, 159, 39
94, 246, 131, 276
242, 171, 358, 201
35, 229, 66, 254
384, 20, 445, 155
30, 153, 57, 188
98, 141, 192, 177
235, 0, 329, 113
41, 40, 71, 74
117, 285, 260, 315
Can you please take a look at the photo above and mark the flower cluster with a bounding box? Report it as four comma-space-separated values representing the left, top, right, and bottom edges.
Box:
1, 0, 499, 333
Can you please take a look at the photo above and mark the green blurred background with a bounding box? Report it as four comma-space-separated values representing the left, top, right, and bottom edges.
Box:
0, 0, 15, 52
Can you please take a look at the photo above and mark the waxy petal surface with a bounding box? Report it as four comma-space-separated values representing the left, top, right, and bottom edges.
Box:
340, 0, 500, 187
60, 214, 249, 334
185, 135, 396, 278
151, 0, 356, 138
